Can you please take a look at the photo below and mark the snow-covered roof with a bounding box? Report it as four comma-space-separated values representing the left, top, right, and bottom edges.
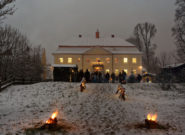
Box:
53, 47, 92, 54
162, 63, 185, 68
52, 64, 77, 68
142, 67, 147, 72
103, 47, 142, 54
61, 37, 135, 46
53, 46, 142, 55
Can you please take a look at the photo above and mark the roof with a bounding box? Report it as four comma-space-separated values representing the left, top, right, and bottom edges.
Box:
142, 67, 147, 71
60, 37, 135, 46
52, 64, 77, 68
53, 46, 142, 55
142, 73, 156, 77
162, 63, 185, 68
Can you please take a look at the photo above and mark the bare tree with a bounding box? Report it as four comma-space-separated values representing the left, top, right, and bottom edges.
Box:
152, 52, 177, 90
128, 22, 157, 72
0, 0, 16, 23
172, 0, 185, 63
0, 25, 44, 81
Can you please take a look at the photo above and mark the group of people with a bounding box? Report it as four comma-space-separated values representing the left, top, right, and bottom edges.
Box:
115, 85, 126, 101
72, 69, 128, 83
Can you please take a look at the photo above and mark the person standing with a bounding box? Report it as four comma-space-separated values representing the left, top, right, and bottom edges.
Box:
98, 72, 102, 83
122, 70, 126, 81
85, 69, 90, 83
137, 74, 142, 83
74, 69, 78, 82
111, 72, 115, 83
93, 74, 97, 83
105, 72, 110, 83
146, 77, 149, 83
119, 72, 122, 83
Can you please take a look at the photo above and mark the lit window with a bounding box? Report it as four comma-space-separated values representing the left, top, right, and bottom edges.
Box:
86, 58, 90, 63
106, 58, 110, 63
68, 58, 72, 63
133, 69, 136, 74
59, 58, 63, 63
115, 69, 119, 75
124, 69, 128, 74
77, 58, 80, 63
123, 58, 128, 63
96, 58, 100, 62
115, 58, 118, 63
132, 58, 137, 63
106, 69, 110, 73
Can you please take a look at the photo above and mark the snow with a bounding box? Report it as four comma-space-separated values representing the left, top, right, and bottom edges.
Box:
162, 63, 185, 68
0, 83, 185, 135
52, 64, 77, 67
1, 82, 13, 89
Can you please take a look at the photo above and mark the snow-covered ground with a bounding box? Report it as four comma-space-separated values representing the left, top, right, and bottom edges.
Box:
0, 82, 185, 135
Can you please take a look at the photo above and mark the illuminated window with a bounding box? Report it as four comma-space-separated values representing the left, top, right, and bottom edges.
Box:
59, 58, 63, 63
68, 58, 72, 63
86, 58, 90, 63
132, 58, 137, 63
115, 58, 118, 63
123, 58, 128, 63
96, 58, 100, 62
133, 69, 136, 74
124, 69, 128, 74
106, 69, 110, 73
106, 58, 110, 63
115, 69, 119, 75
77, 58, 80, 63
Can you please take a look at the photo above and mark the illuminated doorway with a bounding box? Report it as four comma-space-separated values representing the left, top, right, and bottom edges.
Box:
94, 67, 102, 72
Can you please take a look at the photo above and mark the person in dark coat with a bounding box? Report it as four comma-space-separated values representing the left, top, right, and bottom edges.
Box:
78, 70, 84, 82
137, 74, 142, 83
105, 72, 110, 83
119, 72, 122, 83
98, 72, 102, 83
146, 77, 149, 83
122, 70, 126, 81
85, 69, 90, 83
111, 72, 115, 83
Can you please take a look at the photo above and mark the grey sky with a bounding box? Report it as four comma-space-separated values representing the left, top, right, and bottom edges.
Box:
4, 0, 176, 64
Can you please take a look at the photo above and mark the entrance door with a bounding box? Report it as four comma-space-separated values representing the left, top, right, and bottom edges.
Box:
94, 67, 102, 72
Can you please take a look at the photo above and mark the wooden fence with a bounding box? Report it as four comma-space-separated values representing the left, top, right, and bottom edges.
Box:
0, 77, 53, 92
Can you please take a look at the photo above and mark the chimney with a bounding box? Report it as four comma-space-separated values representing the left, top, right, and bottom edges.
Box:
112, 35, 114, 38
79, 35, 82, 38
96, 29, 99, 38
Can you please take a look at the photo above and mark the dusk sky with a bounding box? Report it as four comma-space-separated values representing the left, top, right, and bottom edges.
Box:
4, 0, 176, 64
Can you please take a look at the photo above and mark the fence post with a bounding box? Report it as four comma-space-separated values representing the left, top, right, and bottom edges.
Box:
0, 81, 1, 92
23, 78, 25, 85
13, 77, 15, 85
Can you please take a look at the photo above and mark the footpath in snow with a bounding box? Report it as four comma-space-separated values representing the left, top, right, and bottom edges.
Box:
0, 82, 185, 135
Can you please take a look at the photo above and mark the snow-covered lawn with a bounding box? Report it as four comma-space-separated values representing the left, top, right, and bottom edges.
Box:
0, 82, 185, 135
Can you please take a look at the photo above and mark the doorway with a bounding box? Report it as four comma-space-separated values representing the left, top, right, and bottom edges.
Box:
94, 67, 102, 72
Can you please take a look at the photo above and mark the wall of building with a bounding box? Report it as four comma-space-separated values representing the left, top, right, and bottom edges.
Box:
53, 54, 142, 76
113, 54, 142, 76
54, 54, 83, 69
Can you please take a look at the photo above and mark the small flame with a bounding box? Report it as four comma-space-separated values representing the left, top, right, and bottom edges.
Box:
46, 111, 58, 123
147, 113, 157, 121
